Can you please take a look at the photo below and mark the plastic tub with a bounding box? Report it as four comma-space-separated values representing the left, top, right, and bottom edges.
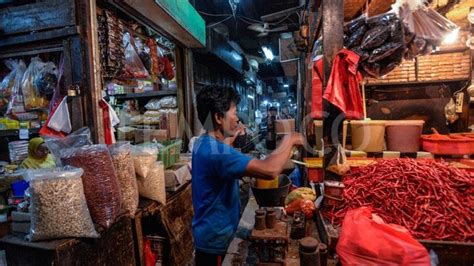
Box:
350, 120, 386, 152
385, 120, 425, 152
11, 180, 29, 197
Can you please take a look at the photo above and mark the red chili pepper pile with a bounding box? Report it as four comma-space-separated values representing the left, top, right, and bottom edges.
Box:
322, 159, 474, 241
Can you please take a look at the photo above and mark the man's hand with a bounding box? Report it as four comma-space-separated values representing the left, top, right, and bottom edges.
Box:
286, 132, 305, 146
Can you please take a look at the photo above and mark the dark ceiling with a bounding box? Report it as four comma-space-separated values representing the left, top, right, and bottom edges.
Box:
190, 0, 304, 92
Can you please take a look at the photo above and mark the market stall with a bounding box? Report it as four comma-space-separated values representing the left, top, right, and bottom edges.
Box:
0, 0, 204, 265
304, 0, 474, 265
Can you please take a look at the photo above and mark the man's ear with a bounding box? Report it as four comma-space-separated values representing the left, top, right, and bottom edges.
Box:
214, 113, 223, 127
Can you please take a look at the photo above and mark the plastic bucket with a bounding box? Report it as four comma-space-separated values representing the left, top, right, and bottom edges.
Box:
11, 180, 29, 197
350, 120, 386, 152
386, 120, 425, 152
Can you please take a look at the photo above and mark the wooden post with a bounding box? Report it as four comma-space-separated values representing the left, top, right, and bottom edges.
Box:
322, 0, 344, 181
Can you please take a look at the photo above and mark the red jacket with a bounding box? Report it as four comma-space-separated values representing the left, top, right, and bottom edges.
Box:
323, 48, 364, 120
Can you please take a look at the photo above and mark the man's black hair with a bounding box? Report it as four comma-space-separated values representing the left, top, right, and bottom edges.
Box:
196, 85, 241, 131
269, 106, 277, 112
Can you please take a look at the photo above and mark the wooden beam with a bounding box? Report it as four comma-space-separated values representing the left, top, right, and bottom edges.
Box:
81, 0, 104, 143
322, 0, 344, 181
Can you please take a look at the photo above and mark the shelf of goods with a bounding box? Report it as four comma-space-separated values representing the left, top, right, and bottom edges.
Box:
112, 90, 176, 99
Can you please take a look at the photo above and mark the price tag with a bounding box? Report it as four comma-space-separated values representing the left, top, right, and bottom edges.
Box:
19, 129, 29, 140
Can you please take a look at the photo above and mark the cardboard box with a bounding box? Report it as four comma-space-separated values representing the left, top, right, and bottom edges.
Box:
134, 129, 168, 143
164, 163, 191, 191
167, 111, 179, 139
275, 119, 295, 134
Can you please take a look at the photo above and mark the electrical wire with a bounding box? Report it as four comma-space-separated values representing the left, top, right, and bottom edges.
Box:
197, 10, 232, 17
206, 15, 234, 28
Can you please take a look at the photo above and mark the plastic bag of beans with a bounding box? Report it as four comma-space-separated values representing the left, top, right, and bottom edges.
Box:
60, 144, 122, 229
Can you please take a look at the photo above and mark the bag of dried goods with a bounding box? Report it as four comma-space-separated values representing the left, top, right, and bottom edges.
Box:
25, 167, 99, 241
60, 145, 122, 229
21, 57, 49, 110
131, 145, 157, 177
44, 127, 93, 166
110, 142, 139, 217
137, 161, 166, 204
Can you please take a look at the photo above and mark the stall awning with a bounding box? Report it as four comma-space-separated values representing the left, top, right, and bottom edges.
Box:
112, 0, 206, 48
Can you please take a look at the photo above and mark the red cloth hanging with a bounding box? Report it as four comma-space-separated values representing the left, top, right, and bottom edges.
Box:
99, 99, 113, 145
311, 58, 324, 119
323, 48, 364, 120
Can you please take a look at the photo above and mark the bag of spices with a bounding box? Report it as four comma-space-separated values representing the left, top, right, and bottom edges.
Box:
137, 161, 166, 205
25, 167, 99, 241
110, 142, 139, 218
21, 57, 49, 110
60, 145, 122, 229
44, 127, 93, 166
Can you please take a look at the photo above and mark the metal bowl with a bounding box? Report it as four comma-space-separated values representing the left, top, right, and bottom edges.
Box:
250, 175, 291, 207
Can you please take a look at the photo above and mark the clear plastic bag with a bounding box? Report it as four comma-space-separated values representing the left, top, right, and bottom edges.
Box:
46, 96, 71, 133
21, 57, 49, 110
327, 144, 350, 176
131, 145, 158, 177
137, 161, 166, 204
123, 32, 149, 79
34, 61, 58, 98
5, 60, 27, 115
144, 96, 177, 110
60, 145, 122, 229
397, 2, 458, 42
44, 127, 92, 166
110, 142, 139, 218
0, 60, 19, 98
25, 167, 99, 241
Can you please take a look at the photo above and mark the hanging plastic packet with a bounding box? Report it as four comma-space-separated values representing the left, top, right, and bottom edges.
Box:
444, 97, 459, 124
5, 60, 27, 116
21, 57, 50, 110
123, 32, 150, 79
34, 61, 58, 98
327, 144, 350, 176
1, 60, 22, 113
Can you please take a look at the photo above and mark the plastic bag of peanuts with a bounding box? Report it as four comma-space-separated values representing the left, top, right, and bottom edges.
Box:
109, 142, 139, 217
25, 167, 99, 241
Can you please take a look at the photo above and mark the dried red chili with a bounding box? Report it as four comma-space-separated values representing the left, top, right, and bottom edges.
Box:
322, 159, 474, 242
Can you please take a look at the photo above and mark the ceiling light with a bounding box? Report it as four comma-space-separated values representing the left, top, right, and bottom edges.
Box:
262, 46, 274, 61
263, 100, 268, 105
247, 95, 254, 99
288, 99, 292, 102
443, 28, 459, 45
283, 84, 289, 88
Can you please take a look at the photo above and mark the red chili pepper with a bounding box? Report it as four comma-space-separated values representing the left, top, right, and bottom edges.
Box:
321, 158, 474, 241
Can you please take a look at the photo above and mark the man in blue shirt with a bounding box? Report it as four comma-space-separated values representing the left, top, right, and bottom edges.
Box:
192, 85, 304, 265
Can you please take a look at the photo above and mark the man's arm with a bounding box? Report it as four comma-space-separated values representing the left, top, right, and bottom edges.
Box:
245, 132, 304, 180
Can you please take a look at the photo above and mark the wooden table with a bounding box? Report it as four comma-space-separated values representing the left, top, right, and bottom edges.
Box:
1, 215, 135, 266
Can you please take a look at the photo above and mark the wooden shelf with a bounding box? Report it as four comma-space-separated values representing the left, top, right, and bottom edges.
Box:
112, 90, 176, 99
0, 128, 40, 138
366, 78, 469, 87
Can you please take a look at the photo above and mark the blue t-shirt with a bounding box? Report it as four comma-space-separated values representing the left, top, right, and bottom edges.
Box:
192, 135, 252, 254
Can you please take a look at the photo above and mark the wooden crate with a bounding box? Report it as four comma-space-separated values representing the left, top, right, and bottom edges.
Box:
1, 215, 135, 266
132, 183, 193, 266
